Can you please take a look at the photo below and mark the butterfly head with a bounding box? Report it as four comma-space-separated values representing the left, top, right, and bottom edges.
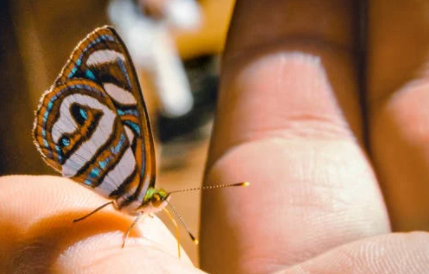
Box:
138, 187, 171, 213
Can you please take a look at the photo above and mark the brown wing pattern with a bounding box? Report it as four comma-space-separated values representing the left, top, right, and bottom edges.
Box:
33, 26, 156, 204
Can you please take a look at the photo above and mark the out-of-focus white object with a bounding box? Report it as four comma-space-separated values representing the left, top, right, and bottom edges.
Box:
165, 0, 201, 29
108, 0, 201, 118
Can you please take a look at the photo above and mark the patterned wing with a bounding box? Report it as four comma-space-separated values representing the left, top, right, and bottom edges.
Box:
33, 26, 156, 204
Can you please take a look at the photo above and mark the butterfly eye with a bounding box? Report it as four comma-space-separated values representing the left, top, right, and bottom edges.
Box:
59, 136, 71, 148
71, 104, 88, 125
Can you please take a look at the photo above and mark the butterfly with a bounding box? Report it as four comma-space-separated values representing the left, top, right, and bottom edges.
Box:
32, 26, 248, 254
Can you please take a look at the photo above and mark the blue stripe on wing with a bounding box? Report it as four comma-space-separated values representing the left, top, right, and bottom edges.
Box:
123, 120, 141, 135
83, 133, 127, 186
117, 109, 139, 117
67, 34, 116, 79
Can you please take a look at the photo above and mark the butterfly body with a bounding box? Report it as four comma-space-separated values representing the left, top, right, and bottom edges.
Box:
33, 26, 168, 216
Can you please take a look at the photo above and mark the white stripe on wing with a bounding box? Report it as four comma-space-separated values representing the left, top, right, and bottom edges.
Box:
53, 94, 115, 177
103, 83, 137, 105
86, 49, 126, 66
96, 147, 136, 196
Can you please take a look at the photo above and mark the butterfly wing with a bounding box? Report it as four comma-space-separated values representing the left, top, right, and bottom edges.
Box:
33, 26, 156, 207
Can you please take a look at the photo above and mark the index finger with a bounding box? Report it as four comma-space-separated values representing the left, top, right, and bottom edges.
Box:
200, 1, 390, 273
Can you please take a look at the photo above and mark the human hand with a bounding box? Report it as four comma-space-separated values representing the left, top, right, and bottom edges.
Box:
200, 0, 429, 273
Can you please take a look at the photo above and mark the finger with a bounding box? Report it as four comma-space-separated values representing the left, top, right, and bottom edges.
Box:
0, 176, 204, 274
367, 1, 429, 230
278, 232, 429, 274
201, 1, 390, 273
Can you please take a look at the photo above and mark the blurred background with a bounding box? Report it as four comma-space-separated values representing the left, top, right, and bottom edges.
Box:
0, 0, 236, 264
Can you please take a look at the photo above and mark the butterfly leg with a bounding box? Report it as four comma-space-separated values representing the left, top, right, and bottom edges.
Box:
73, 201, 114, 223
122, 211, 143, 248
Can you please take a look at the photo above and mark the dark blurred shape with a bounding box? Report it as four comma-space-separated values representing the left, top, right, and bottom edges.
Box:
157, 55, 218, 143
0, 0, 108, 175
0, 0, 44, 174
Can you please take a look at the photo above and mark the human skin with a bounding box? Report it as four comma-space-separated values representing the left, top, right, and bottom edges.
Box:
201, 0, 429, 273
1, 0, 429, 273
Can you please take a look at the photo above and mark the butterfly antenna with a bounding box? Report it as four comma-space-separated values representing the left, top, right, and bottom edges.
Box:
169, 182, 250, 194
165, 199, 199, 244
